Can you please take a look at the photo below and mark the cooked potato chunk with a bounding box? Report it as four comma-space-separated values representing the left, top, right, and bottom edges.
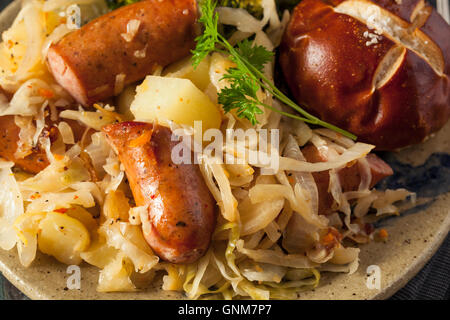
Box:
163, 55, 211, 91
131, 76, 222, 131
65, 206, 99, 239
117, 85, 137, 120
37, 212, 90, 265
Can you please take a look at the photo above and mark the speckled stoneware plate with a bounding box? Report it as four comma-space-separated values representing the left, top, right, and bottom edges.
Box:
0, 0, 449, 300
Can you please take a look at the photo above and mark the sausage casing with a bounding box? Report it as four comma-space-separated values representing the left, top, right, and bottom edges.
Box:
47, 0, 198, 106
0, 116, 87, 174
302, 144, 394, 215
0, 115, 49, 173
103, 122, 216, 264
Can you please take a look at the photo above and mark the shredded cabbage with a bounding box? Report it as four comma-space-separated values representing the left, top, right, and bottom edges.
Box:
60, 107, 116, 131
236, 240, 319, 268
0, 162, 24, 251
99, 222, 159, 274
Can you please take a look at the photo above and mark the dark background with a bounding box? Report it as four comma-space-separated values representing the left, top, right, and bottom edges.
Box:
0, 0, 448, 300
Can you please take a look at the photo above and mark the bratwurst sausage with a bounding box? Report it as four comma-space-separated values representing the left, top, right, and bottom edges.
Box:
0, 116, 87, 174
0, 115, 50, 173
47, 0, 198, 106
102, 122, 216, 264
302, 144, 393, 215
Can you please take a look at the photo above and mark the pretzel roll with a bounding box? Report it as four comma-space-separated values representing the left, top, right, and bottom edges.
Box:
280, 0, 450, 150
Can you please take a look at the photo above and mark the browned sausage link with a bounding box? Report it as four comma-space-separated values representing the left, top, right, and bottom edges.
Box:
47, 0, 198, 106
0, 116, 88, 174
0, 115, 49, 173
102, 122, 217, 264
302, 144, 394, 215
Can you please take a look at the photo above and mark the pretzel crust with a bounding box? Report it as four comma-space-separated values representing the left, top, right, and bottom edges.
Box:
280, 0, 450, 150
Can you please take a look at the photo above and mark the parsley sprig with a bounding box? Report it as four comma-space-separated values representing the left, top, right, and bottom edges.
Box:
192, 0, 357, 140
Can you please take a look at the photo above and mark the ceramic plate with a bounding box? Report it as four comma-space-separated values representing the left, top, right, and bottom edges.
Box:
0, 0, 449, 300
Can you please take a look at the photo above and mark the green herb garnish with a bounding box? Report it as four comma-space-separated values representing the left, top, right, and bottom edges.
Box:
192, 0, 357, 140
